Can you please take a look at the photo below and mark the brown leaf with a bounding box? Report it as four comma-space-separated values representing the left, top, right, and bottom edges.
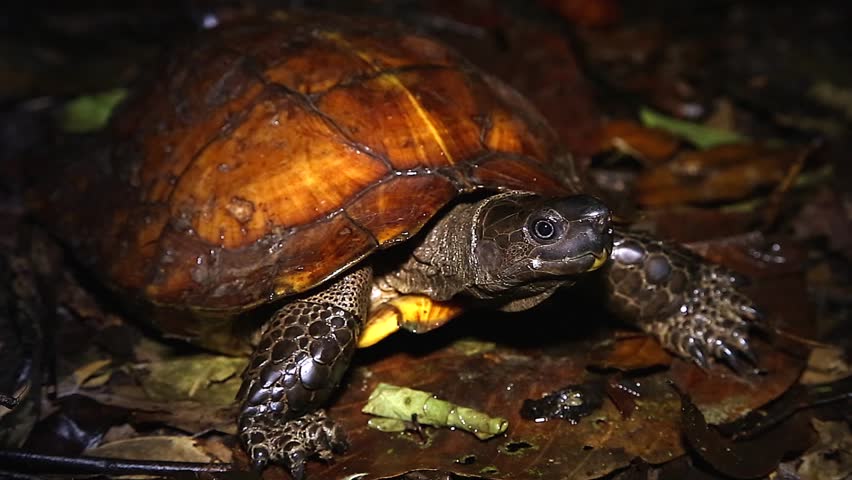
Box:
792, 419, 852, 480
677, 387, 816, 479
84, 436, 216, 463
303, 310, 802, 480
636, 144, 801, 207
598, 120, 681, 165
646, 209, 758, 244
800, 347, 852, 385
591, 333, 673, 371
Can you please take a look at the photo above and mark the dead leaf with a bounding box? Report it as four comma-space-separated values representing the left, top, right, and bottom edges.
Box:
591, 334, 673, 371
792, 419, 852, 480
139, 354, 246, 406
801, 348, 852, 385
72, 359, 112, 388
636, 144, 802, 207
85, 436, 215, 463
598, 120, 680, 165
677, 386, 815, 479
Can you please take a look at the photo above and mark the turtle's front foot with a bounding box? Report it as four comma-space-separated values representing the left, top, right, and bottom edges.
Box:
648, 263, 761, 373
241, 410, 347, 480
236, 267, 372, 478
604, 230, 761, 372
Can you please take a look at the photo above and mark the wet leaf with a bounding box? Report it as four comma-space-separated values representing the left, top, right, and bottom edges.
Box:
598, 120, 680, 165
363, 383, 508, 440
639, 108, 747, 149
677, 386, 812, 479
636, 144, 801, 207
60, 88, 128, 133
716, 376, 852, 442
2, 3, 841, 479
139, 354, 246, 406
307, 309, 801, 480
591, 334, 673, 371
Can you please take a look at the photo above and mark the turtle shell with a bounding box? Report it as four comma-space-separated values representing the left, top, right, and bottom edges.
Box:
42, 13, 583, 312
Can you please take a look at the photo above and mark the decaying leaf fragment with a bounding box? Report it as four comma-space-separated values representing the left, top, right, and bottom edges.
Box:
84, 436, 214, 463
362, 383, 508, 440
791, 419, 852, 480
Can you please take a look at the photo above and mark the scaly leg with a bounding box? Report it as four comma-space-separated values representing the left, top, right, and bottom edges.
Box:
603, 230, 760, 371
237, 267, 372, 479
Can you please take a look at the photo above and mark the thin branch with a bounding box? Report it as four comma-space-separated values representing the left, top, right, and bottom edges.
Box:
0, 450, 248, 478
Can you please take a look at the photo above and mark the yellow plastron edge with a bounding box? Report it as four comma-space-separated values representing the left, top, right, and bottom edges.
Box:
358, 295, 464, 348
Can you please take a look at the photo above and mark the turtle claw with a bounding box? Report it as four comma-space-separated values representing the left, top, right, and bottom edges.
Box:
739, 303, 763, 321
736, 341, 759, 366
651, 263, 761, 373
717, 343, 751, 375
241, 409, 348, 479
686, 341, 710, 369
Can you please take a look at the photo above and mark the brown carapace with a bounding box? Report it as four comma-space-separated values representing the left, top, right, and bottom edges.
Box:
31, 12, 760, 478
38, 13, 580, 312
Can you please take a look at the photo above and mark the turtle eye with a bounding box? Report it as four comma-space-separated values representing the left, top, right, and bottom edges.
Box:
531, 218, 559, 242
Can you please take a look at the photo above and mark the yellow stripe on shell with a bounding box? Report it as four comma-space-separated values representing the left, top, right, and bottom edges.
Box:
319, 31, 455, 165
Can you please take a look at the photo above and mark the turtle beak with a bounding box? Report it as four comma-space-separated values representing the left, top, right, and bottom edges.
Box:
589, 248, 610, 271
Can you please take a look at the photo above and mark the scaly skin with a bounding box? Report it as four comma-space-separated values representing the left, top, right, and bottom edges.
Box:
603, 230, 759, 371
235, 193, 612, 477
237, 267, 372, 478
234, 195, 760, 477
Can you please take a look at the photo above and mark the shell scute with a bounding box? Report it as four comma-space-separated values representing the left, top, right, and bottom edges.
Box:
39, 14, 575, 311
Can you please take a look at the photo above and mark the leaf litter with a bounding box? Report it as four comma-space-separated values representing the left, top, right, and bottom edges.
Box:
1, 1, 851, 479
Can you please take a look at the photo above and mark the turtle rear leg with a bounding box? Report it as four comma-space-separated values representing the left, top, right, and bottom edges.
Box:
603, 230, 760, 371
237, 266, 372, 478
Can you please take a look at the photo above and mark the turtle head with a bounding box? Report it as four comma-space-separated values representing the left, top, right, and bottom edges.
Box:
470, 192, 612, 302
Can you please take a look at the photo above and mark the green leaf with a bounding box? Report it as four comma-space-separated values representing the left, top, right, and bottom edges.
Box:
61, 88, 128, 133
140, 354, 247, 406
363, 383, 508, 440
640, 107, 746, 149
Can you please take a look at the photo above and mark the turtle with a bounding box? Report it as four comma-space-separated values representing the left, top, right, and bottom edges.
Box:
33, 12, 759, 478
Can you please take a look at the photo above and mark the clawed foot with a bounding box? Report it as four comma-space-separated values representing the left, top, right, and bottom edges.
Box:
651, 264, 762, 374
241, 410, 348, 480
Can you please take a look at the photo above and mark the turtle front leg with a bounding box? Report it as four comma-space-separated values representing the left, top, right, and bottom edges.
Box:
237, 267, 372, 478
602, 230, 760, 371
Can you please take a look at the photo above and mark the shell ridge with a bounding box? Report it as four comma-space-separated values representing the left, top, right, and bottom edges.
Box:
317, 31, 456, 165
